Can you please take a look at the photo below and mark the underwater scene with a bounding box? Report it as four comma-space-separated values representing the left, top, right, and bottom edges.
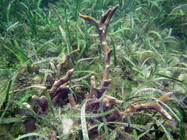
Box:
0, 0, 187, 139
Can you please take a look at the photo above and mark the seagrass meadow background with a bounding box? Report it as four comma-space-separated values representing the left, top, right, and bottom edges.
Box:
0, 0, 186, 139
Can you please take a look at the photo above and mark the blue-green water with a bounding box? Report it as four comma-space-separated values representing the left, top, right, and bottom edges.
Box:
0, 0, 186, 139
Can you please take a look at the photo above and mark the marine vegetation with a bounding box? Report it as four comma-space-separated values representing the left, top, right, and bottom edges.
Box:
0, 0, 186, 139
